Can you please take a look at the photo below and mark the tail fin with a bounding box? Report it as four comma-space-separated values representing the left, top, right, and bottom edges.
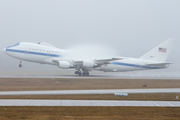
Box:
139, 38, 175, 62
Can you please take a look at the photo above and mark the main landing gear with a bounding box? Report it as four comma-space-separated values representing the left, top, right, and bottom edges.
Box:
19, 61, 22, 68
75, 71, 81, 76
83, 71, 89, 76
75, 70, 89, 76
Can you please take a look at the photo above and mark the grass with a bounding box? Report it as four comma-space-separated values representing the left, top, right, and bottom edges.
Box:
0, 93, 180, 101
0, 78, 180, 119
0, 78, 180, 91
0, 107, 180, 120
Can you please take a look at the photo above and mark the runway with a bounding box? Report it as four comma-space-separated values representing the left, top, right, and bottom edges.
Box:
0, 99, 179, 107
1, 75, 180, 79
0, 88, 180, 95
0, 69, 180, 79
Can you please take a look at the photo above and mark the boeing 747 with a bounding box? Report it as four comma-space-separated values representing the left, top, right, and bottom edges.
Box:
3, 38, 175, 76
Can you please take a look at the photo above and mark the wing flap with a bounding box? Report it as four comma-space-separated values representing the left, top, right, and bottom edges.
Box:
94, 58, 123, 65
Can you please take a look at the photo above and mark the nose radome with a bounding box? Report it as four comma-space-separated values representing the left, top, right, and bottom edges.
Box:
3, 48, 6, 52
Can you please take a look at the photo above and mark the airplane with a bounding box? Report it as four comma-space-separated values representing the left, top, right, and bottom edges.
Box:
3, 38, 175, 76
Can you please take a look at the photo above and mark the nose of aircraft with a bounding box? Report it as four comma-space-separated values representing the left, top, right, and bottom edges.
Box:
3, 48, 6, 53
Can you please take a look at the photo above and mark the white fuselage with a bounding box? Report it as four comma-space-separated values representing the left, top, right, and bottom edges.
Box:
3, 42, 169, 72
4, 42, 66, 65
98, 58, 163, 72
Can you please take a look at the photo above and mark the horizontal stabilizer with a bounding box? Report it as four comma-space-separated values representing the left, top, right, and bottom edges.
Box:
145, 63, 172, 68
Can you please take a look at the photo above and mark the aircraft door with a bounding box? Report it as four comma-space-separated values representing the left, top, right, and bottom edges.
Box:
24, 49, 29, 55
46, 50, 51, 57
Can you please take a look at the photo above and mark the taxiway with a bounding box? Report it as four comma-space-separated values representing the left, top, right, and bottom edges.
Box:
0, 88, 180, 95
0, 99, 179, 107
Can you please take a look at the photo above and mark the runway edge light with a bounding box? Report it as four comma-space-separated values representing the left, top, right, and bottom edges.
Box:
176, 96, 179, 100
114, 93, 128, 96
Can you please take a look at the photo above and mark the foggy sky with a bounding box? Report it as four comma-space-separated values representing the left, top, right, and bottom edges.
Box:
0, 0, 180, 73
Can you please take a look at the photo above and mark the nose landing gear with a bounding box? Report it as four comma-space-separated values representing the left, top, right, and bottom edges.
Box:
19, 61, 22, 68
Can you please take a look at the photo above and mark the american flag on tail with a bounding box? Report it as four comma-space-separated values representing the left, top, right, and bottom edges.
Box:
159, 47, 167, 53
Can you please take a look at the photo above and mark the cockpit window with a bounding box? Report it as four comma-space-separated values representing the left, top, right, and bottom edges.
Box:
14, 42, 20, 46
6, 42, 20, 49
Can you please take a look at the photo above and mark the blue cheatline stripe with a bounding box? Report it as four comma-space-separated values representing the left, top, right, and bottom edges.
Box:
6, 49, 61, 57
110, 62, 160, 69
6, 42, 20, 49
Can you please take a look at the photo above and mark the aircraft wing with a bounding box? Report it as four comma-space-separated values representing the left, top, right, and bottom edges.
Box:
73, 57, 123, 66
95, 58, 124, 65
52, 57, 124, 67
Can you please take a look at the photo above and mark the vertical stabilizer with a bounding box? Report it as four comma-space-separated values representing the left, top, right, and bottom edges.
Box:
139, 38, 175, 62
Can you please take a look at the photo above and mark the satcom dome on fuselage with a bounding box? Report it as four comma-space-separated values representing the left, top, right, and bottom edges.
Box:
38, 42, 55, 48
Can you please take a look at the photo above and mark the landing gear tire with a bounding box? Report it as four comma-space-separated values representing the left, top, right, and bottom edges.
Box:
75, 71, 82, 76
19, 61, 22, 68
78, 72, 81, 76
83, 72, 85, 76
83, 71, 89, 76
19, 64, 22, 68
75, 71, 79, 74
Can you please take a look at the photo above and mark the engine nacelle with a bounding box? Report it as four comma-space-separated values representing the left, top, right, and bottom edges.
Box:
83, 60, 95, 68
58, 61, 70, 69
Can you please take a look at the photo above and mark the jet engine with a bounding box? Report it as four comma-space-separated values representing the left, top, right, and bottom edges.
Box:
83, 60, 96, 68
58, 61, 70, 69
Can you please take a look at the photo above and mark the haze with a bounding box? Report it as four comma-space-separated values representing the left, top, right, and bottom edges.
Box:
0, 0, 179, 77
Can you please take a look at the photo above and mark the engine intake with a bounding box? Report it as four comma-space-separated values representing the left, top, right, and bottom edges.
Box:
83, 60, 95, 68
58, 61, 70, 69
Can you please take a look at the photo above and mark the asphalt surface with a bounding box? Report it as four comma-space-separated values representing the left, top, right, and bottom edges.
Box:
0, 99, 179, 107
0, 69, 180, 79
0, 88, 180, 95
